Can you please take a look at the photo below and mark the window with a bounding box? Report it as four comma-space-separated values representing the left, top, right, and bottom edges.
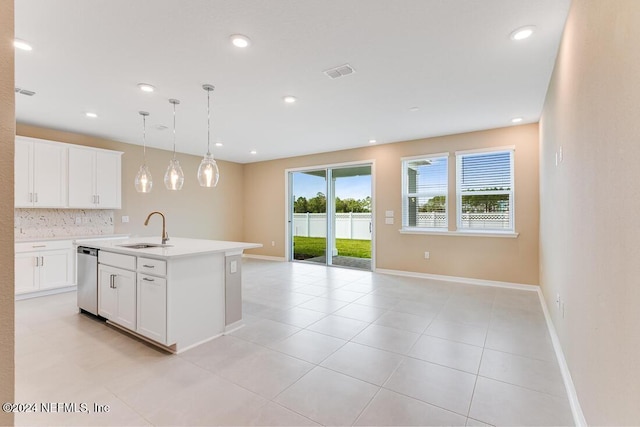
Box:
402, 154, 448, 230
456, 148, 514, 232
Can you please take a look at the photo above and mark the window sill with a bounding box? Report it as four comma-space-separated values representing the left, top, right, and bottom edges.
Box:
399, 228, 519, 238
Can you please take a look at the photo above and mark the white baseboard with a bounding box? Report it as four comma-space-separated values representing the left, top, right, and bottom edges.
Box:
15, 285, 77, 301
536, 289, 587, 426
374, 268, 538, 291
242, 254, 287, 262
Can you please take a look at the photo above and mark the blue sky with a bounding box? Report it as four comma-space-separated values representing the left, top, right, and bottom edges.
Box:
292, 172, 371, 200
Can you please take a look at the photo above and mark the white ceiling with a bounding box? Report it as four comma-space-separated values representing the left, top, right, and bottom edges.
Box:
14, 0, 571, 164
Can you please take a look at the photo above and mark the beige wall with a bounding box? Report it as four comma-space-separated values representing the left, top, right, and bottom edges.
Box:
540, 0, 640, 424
244, 124, 539, 285
17, 124, 244, 242
1, 1, 15, 425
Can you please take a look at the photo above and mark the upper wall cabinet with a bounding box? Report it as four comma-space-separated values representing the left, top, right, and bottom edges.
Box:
15, 136, 67, 208
68, 146, 122, 209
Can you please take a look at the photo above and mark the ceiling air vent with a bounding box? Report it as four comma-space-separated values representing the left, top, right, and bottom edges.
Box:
323, 64, 355, 79
15, 87, 36, 96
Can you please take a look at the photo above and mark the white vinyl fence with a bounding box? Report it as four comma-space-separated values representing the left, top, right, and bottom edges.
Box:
294, 212, 510, 239
294, 213, 372, 240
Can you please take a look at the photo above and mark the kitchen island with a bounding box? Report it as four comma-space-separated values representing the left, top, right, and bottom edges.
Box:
77, 237, 261, 353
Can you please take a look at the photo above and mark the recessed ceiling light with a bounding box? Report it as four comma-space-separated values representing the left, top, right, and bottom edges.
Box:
13, 39, 32, 51
409, 107, 420, 112
250, 150, 257, 155
137, 83, 155, 93
369, 139, 377, 144
230, 34, 251, 48
511, 117, 523, 123
283, 96, 297, 104
215, 142, 223, 147
85, 112, 98, 118
510, 26, 535, 41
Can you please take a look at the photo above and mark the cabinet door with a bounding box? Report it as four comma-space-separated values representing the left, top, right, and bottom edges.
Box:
33, 142, 67, 207
68, 147, 96, 208
15, 139, 33, 207
137, 274, 167, 344
39, 249, 73, 290
15, 252, 38, 294
113, 268, 136, 330
95, 151, 121, 209
98, 265, 118, 320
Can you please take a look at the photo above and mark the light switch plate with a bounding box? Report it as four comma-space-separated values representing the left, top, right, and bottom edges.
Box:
385, 217, 394, 225
385, 210, 394, 218
121, 216, 129, 223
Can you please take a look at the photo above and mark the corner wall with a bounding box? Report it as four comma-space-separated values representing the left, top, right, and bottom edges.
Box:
16, 124, 244, 242
539, 0, 640, 423
244, 124, 539, 285
0, 1, 15, 425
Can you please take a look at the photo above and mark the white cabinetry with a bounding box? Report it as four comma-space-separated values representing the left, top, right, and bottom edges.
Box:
68, 146, 122, 209
14, 240, 74, 295
137, 270, 167, 344
15, 137, 67, 208
98, 252, 136, 330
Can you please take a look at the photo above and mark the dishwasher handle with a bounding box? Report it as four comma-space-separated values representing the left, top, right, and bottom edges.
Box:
77, 246, 98, 256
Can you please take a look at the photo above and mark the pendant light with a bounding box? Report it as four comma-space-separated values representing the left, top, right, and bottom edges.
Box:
197, 84, 220, 187
164, 98, 185, 190
134, 111, 153, 193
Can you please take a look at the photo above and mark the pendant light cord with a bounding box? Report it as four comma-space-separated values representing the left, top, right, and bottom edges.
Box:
142, 114, 147, 163
172, 101, 177, 160
207, 89, 211, 155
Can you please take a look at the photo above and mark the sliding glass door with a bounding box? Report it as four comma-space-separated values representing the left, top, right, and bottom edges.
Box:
291, 169, 327, 265
289, 164, 372, 270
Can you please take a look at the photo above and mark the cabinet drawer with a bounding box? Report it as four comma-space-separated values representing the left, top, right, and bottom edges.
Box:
15, 240, 72, 253
138, 257, 166, 276
99, 251, 136, 270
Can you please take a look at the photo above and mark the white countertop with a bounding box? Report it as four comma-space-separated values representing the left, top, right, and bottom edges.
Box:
76, 237, 262, 259
15, 234, 130, 244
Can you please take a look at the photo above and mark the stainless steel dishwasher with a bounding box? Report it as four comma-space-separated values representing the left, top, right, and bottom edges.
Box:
77, 246, 98, 316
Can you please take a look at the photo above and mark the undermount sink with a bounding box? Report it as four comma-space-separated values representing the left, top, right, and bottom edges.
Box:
117, 243, 173, 249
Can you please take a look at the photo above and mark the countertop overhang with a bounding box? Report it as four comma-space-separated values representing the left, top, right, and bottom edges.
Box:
76, 237, 262, 259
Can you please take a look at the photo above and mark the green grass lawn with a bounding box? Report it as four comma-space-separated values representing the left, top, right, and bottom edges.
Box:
293, 236, 371, 259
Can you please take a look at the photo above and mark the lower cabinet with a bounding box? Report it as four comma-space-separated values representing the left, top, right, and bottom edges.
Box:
137, 273, 167, 344
98, 251, 167, 345
98, 264, 136, 330
15, 241, 74, 295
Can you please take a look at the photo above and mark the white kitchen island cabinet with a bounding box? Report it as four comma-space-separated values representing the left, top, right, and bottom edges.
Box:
98, 264, 136, 331
81, 237, 261, 353
68, 146, 122, 209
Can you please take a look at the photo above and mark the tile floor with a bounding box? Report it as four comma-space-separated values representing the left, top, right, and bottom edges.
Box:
14, 259, 574, 426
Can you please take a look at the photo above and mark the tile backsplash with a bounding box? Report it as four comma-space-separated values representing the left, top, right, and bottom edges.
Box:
15, 209, 115, 240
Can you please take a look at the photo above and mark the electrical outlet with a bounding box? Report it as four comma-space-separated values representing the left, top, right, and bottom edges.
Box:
75, 217, 81, 225
385, 210, 394, 218
271, 241, 275, 247
121, 216, 129, 223
385, 217, 394, 225
424, 251, 430, 259
556, 293, 561, 309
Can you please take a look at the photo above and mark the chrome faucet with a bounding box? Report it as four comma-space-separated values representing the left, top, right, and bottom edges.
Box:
144, 211, 169, 244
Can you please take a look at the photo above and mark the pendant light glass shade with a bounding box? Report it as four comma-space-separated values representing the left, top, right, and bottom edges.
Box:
197, 153, 219, 187
164, 99, 184, 190
164, 158, 184, 190
135, 111, 153, 193
197, 84, 220, 187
